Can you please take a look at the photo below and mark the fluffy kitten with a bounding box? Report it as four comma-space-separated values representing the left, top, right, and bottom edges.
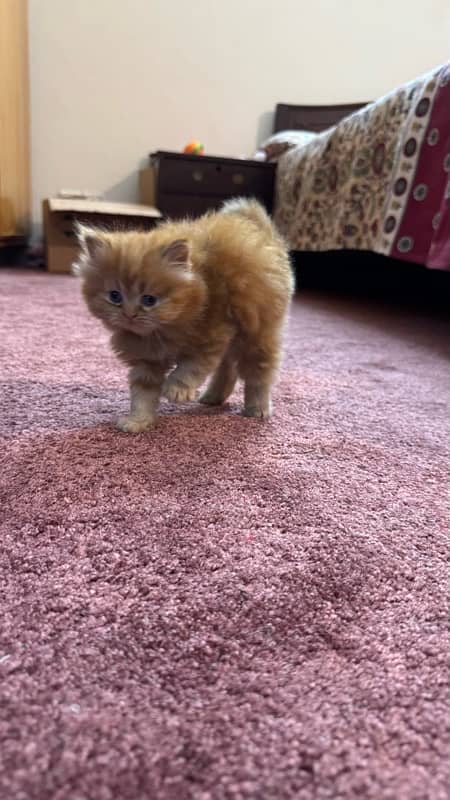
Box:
74, 198, 294, 433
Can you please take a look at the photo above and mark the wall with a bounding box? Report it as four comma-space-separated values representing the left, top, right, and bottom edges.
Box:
28, 0, 450, 232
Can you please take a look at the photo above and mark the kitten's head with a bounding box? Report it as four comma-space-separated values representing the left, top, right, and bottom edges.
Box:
73, 226, 206, 336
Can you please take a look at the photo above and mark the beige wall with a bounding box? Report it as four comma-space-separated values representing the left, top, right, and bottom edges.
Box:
29, 0, 450, 231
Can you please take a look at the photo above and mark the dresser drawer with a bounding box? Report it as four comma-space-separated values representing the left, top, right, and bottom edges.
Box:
156, 156, 273, 197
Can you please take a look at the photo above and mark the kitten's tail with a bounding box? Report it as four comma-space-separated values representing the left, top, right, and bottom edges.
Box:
220, 197, 273, 233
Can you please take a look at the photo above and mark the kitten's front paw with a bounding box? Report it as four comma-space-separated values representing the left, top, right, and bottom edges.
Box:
117, 415, 157, 433
242, 404, 272, 419
198, 389, 225, 406
163, 378, 197, 403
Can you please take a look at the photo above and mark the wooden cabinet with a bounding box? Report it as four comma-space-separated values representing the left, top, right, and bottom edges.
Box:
0, 0, 30, 245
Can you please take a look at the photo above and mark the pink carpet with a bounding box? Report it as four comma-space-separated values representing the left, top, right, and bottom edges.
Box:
0, 269, 448, 799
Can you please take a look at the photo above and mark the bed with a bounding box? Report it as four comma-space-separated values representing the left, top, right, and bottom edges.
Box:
264, 63, 450, 271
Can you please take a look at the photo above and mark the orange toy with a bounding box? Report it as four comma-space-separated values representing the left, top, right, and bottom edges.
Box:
183, 140, 205, 155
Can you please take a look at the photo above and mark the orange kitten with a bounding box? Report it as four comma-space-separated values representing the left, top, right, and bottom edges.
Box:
74, 198, 294, 433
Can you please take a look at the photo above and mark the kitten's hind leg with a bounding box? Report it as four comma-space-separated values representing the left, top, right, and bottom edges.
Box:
199, 350, 238, 406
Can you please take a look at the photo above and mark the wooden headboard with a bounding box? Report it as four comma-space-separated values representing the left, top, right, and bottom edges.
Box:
273, 102, 368, 133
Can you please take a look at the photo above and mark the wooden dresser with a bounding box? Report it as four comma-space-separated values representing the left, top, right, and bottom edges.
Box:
148, 151, 276, 219
0, 0, 30, 248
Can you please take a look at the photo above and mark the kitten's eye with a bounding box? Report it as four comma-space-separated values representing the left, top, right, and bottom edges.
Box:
141, 294, 157, 308
108, 290, 123, 305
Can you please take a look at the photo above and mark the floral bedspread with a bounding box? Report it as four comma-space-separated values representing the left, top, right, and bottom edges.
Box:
274, 64, 450, 270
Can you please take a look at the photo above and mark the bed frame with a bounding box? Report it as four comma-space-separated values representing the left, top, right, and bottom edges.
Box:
273, 102, 368, 133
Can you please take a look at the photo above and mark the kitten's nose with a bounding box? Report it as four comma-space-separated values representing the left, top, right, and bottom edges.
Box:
123, 311, 137, 321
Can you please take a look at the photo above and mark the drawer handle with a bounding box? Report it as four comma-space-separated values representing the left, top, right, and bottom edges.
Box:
232, 173, 244, 185
192, 170, 203, 182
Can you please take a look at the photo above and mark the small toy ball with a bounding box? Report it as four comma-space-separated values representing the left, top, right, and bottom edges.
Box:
183, 140, 205, 155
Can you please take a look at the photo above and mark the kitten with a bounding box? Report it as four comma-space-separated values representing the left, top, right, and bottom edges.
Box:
74, 198, 294, 433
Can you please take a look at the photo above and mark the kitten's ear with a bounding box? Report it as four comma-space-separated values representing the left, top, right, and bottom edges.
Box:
161, 239, 191, 269
72, 223, 109, 275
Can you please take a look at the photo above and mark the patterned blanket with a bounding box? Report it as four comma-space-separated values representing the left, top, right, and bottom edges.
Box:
274, 64, 450, 270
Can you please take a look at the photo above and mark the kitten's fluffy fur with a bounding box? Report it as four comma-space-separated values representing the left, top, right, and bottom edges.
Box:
75, 198, 294, 433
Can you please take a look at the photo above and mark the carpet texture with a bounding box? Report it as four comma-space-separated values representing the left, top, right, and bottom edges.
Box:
0, 269, 448, 800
